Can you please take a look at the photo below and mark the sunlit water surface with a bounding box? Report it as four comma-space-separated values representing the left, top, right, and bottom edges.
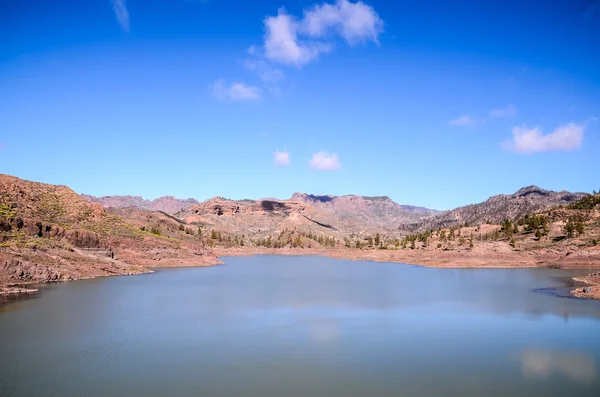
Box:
1, 255, 600, 396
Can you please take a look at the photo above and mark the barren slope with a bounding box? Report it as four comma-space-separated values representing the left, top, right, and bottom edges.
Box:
1, 174, 216, 293
290, 193, 441, 230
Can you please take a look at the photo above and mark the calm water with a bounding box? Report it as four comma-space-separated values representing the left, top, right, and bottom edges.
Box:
1, 255, 600, 397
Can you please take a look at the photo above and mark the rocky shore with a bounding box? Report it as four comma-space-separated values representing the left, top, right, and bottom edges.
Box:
215, 245, 600, 269
571, 272, 600, 300
3, 246, 600, 300
0, 248, 219, 296
216, 246, 600, 300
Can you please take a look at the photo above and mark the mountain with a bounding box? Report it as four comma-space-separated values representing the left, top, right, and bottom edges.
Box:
1, 174, 215, 292
172, 194, 442, 248
2, 174, 599, 293
290, 193, 441, 229
407, 185, 587, 231
81, 194, 199, 214
176, 196, 346, 238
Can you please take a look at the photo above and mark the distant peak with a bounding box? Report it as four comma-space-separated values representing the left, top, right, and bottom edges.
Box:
513, 185, 550, 198
363, 196, 391, 201
291, 193, 335, 203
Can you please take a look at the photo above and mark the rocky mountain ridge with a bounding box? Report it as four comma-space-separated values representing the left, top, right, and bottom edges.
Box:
405, 185, 587, 231
290, 192, 441, 227
81, 194, 198, 214
2, 173, 599, 296
175, 196, 345, 238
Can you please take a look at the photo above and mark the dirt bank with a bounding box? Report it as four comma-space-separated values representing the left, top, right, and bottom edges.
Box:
0, 247, 221, 296
215, 245, 600, 269
571, 273, 600, 300
216, 246, 600, 300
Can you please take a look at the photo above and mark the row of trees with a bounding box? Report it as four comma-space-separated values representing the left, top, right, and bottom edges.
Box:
517, 214, 550, 238
568, 193, 600, 210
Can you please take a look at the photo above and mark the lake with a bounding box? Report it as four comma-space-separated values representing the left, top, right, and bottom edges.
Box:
1, 255, 600, 396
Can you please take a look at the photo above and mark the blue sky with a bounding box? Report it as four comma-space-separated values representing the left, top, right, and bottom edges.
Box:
1, 0, 599, 210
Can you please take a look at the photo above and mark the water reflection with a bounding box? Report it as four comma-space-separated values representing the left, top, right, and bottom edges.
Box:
521, 349, 597, 383
1, 256, 600, 397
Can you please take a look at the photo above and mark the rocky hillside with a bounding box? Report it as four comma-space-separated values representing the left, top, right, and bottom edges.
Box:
290, 193, 441, 230
1, 174, 215, 293
407, 186, 587, 231
81, 194, 198, 214
176, 196, 348, 239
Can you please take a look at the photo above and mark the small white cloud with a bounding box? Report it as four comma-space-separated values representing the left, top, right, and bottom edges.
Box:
112, 0, 130, 32
301, 0, 383, 44
490, 104, 517, 118
504, 122, 584, 154
211, 80, 262, 101
449, 115, 477, 126
274, 150, 291, 166
309, 151, 341, 171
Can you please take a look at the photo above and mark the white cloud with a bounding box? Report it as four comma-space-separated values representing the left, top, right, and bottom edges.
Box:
490, 104, 517, 118
309, 151, 342, 171
504, 122, 584, 154
112, 0, 130, 32
449, 115, 477, 126
302, 0, 383, 44
263, 8, 329, 66
274, 150, 291, 166
211, 80, 262, 101
261, 1, 382, 66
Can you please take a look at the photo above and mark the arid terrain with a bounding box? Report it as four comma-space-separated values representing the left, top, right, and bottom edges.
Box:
2, 173, 600, 299
0, 174, 217, 295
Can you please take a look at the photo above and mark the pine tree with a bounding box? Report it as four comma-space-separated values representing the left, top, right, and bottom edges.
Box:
503, 219, 513, 239
564, 219, 575, 238
576, 221, 585, 236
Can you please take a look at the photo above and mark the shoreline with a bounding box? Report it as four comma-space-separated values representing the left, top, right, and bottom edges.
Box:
3, 247, 600, 300
214, 246, 600, 269
0, 255, 221, 297
216, 247, 600, 300
570, 273, 600, 299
